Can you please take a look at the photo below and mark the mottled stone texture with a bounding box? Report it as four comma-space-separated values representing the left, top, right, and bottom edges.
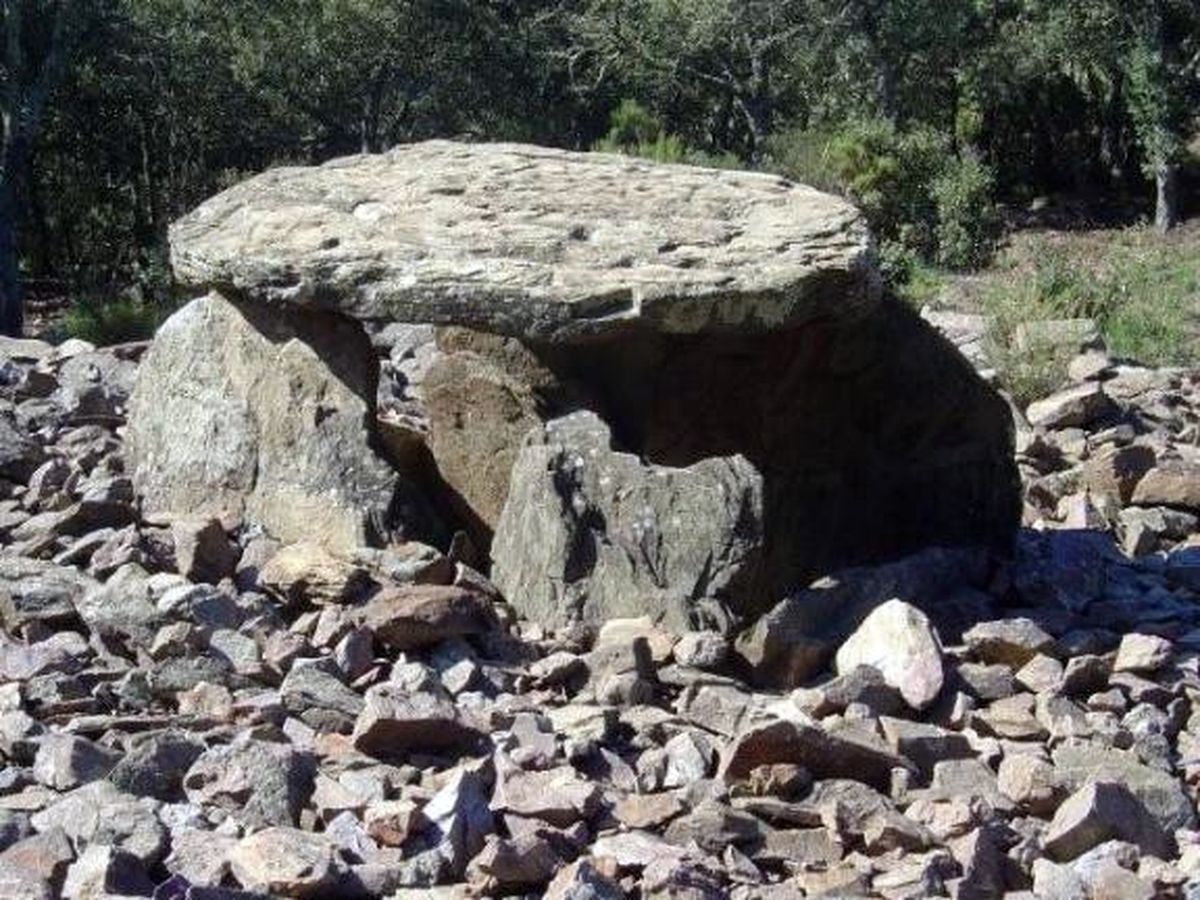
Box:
169, 141, 877, 341
127, 292, 397, 551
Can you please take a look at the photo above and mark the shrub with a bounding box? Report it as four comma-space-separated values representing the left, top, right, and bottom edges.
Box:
981, 232, 1196, 401
593, 100, 741, 169
769, 119, 1001, 279
933, 152, 1000, 270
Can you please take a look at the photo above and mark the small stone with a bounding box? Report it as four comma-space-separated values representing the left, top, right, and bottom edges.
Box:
229, 826, 338, 897
171, 516, 240, 583
492, 762, 601, 828
351, 685, 485, 761
1131, 461, 1200, 511
1015, 653, 1064, 694
31, 735, 119, 791
61, 845, 153, 900
1026, 382, 1114, 430
260, 542, 371, 606
358, 584, 496, 651
673, 631, 728, 670
1044, 782, 1172, 862
1113, 633, 1172, 673
963, 618, 1054, 668
997, 754, 1068, 816
364, 799, 426, 847
719, 717, 912, 792
835, 598, 944, 711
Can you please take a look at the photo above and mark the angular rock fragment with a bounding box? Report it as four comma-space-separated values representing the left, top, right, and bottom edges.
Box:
351, 685, 486, 761
358, 584, 496, 651
1043, 782, 1172, 861
835, 598, 944, 710
229, 827, 338, 897
493, 411, 764, 631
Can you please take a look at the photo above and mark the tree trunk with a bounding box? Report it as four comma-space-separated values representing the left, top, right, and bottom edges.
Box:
0, 178, 23, 337
1155, 162, 1180, 233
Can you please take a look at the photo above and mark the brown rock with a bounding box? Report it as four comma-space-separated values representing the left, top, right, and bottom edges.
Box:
260, 542, 372, 606
719, 717, 913, 791
1082, 444, 1156, 505
1132, 461, 1200, 511
229, 827, 338, 897
171, 516, 240, 583
358, 584, 496, 651
351, 685, 485, 761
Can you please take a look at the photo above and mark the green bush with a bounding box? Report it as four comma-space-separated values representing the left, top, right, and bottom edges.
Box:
763, 127, 843, 195
593, 100, 740, 169
933, 152, 1000, 270
769, 119, 1001, 278
62, 295, 163, 346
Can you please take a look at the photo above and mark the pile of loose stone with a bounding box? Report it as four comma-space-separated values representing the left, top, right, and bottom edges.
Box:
0, 325, 1197, 900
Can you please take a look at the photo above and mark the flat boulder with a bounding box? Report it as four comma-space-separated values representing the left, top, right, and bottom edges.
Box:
127, 292, 397, 551
170, 140, 877, 341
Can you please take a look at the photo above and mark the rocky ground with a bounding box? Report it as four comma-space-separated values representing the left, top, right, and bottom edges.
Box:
0, 323, 1197, 900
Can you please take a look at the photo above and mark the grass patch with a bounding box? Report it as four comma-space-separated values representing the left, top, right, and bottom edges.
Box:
60, 296, 166, 346
974, 225, 1199, 403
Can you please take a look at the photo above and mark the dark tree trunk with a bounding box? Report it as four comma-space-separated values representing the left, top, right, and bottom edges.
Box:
1155, 162, 1180, 233
0, 178, 23, 337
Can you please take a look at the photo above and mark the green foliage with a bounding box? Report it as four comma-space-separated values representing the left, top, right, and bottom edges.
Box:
61, 295, 163, 346
763, 127, 843, 196
772, 119, 1000, 276
4, 0, 1197, 335
932, 153, 1000, 270
593, 100, 740, 168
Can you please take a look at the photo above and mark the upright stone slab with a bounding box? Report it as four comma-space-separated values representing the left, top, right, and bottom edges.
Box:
164, 140, 1020, 628
127, 293, 396, 551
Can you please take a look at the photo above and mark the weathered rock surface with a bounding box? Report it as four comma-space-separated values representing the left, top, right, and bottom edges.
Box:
126, 292, 397, 551
492, 410, 764, 630
170, 141, 878, 340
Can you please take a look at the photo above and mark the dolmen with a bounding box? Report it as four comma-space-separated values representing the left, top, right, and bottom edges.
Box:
128, 140, 1019, 644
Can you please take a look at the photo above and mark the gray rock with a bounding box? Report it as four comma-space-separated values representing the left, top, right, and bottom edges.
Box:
183, 739, 315, 829
1043, 781, 1173, 861
107, 729, 206, 801
127, 292, 397, 552
834, 598, 944, 710
420, 764, 495, 876
0, 416, 44, 483
229, 827, 338, 897
61, 844, 154, 900
492, 410, 764, 631
169, 141, 877, 341
280, 657, 364, 733
31, 734, 120, 790
351, 685, 486, 761
0, 553, 97, 631
1051, 743, 1196, 833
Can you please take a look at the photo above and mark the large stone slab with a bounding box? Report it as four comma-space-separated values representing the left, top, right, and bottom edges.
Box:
126, 292, 397, 550
491, 410, 764, 631
169, 141, 878, 341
